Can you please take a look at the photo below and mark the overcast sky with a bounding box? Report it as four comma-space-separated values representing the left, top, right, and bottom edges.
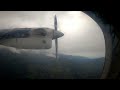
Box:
0, 11, 105, 58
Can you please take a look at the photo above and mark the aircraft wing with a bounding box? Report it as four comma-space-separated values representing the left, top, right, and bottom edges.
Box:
0, 28, 53, 49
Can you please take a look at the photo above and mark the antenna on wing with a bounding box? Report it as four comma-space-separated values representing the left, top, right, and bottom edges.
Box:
54, 15, 58, 60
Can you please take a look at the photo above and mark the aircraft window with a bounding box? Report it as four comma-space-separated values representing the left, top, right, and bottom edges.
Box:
0, 11, 107, 79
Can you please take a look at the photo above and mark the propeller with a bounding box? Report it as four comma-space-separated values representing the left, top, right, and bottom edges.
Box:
54, 15, 58, 60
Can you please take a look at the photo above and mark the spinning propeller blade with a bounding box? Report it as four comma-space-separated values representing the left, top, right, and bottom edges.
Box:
54, 15, 58, 59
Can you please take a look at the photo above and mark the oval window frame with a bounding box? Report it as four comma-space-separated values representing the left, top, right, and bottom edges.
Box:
83, 11, 112, 79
